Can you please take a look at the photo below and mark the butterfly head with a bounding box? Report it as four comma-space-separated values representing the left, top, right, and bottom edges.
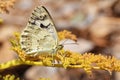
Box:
57, 45, 63, 50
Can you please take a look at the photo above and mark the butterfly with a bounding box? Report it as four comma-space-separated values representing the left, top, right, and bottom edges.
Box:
20, 6, 62, 56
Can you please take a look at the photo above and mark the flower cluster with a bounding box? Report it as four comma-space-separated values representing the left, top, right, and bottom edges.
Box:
0, 30, 120, 79
0, 74, 20, 80
58, 30, 77, 41
0, 0, 16, 13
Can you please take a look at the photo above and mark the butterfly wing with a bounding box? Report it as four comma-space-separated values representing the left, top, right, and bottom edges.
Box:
20, 6, 58, 55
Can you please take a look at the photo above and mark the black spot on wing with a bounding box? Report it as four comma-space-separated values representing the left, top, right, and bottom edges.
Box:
24, 30, 30, 33
22, 48, 27, 50
21, 41, 25, 44
40, 23, 50, 28
28, 19, 36, 25
32, 13, 37, 17
21, 35, 28, 38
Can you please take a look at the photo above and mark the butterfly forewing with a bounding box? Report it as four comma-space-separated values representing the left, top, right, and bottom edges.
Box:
20, 6, 58, 55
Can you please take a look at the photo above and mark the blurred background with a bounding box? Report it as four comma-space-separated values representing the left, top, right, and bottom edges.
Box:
0, 0, 120, 80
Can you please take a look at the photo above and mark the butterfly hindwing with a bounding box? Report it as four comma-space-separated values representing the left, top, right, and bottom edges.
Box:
20, 6, 59, 55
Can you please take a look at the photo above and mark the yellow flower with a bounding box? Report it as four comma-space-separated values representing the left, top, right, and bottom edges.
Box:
1, 74, 20, 80
1, 30, 120, 75
58, 30, 77, 41
0, 18, 3, 24
0, 0, 16, 13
